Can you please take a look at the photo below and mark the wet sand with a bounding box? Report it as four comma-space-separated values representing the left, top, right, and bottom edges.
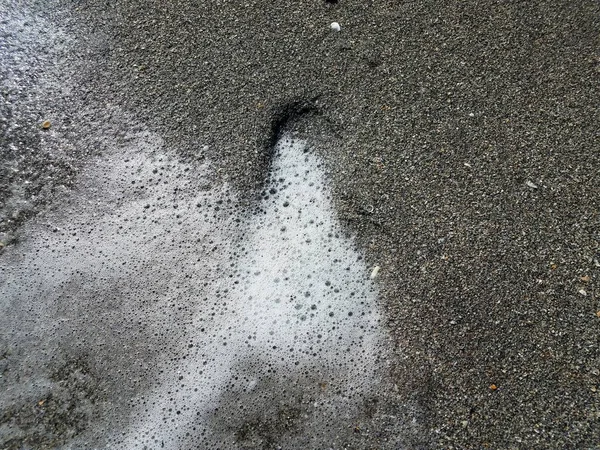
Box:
1, 0, 599, 448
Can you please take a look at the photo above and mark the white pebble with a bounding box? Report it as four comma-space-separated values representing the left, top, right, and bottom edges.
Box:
370, 266, 380, 279
525, 180, 538, 189
330, 22, 341, 32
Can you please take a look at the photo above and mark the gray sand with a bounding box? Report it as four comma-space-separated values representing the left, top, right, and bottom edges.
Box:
1, 0, 599, 448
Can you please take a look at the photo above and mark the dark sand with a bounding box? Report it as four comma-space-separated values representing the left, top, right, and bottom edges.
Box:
1, 0, 599, 448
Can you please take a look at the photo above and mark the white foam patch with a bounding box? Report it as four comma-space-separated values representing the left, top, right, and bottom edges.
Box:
1, 130, 407, 449
0, 119, 234, 448
117, 137, 388, 449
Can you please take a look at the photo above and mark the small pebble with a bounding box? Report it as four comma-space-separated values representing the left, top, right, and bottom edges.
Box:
42, 120, 51, 129
370, 265, 380, 279
330, 22, 341, 32
525, 180, 538, 189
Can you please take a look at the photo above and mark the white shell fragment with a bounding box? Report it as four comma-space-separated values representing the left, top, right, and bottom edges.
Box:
330, 22, 341, 32
370, 265, 380, 279
526, 180, 538, 189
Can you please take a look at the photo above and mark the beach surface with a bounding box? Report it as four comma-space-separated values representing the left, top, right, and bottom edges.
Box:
1, 1, 599, 448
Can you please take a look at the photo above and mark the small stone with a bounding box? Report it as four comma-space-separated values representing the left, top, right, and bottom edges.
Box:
370, 266, 380, 279
525, 180, 538, 189
578, 289, 587, 296
42, 120, 51, 129
490, 384, 498, 391
580, 275, 590, 282
330, 22, 341, 32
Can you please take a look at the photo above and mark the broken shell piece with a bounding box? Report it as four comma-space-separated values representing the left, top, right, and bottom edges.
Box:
525, 180, 538, 189
330, 22, 341, 32
370, 266, 380, 279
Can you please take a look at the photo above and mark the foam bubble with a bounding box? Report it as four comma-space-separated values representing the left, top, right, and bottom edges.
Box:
1, 126, 414, 448
116, 137, 388, 448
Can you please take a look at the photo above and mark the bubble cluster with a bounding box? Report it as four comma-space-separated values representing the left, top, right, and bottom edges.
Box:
0, 131, 413, 449
114, 137, 391, 449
